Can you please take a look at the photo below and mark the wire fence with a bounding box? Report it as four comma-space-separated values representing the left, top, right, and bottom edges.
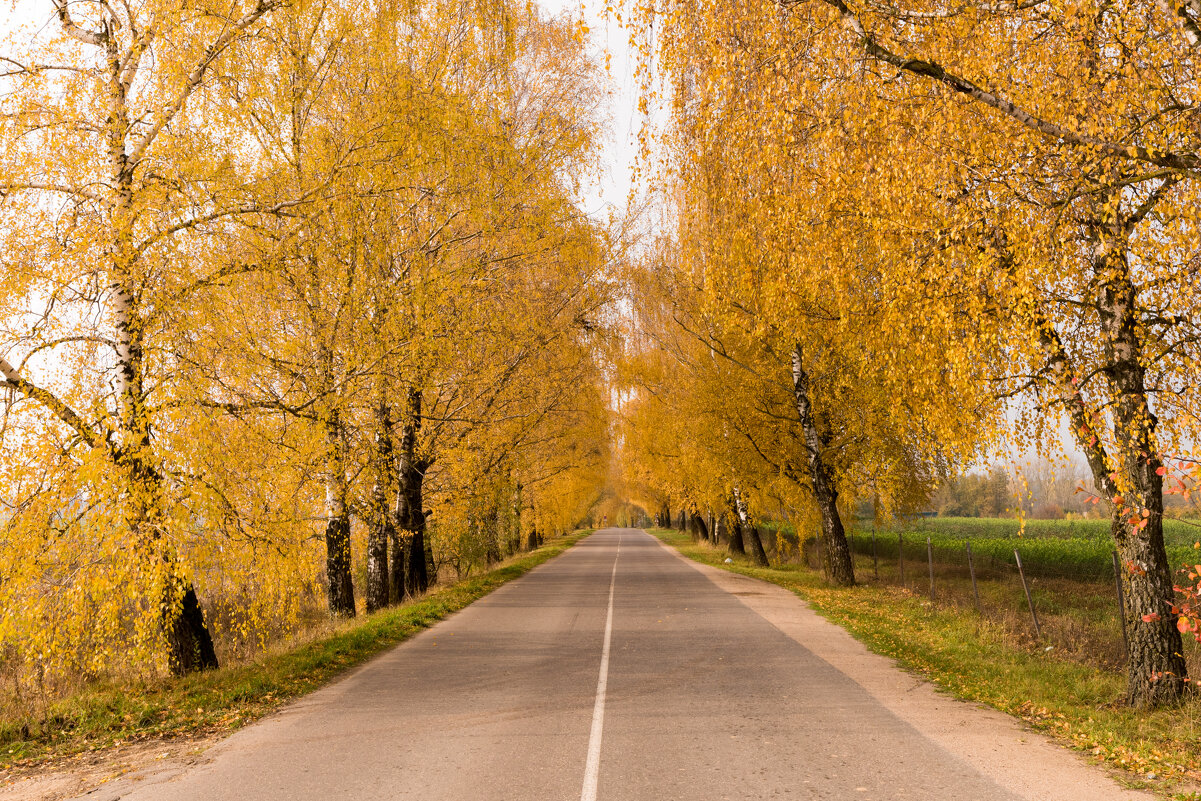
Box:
760, 527, 1201, 677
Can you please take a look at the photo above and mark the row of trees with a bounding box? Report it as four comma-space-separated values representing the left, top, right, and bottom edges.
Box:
622, 0, 1201, 707
0, 0, 611, 692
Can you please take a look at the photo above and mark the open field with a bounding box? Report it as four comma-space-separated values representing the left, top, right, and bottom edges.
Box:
886, 516, 1201, 549
762, 516, 1200, 581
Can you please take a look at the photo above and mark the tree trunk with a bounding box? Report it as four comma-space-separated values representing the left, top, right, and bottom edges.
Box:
514, 482, 525, 551
166, 583, 220, 675
366, 517, 390, 613
404, 524, 429, 597
1114, 500, 1186, 706
389, 526, 407, 605
97, 23, 222, 675
733, 488, 769, 567
365, 399, 396, 612
1093, 225, 1185, 705
366, 401, 395, 613
1024, 214, 1188, 707
324, 513, 355, 616
1102, 267, 1187, 706
746, 526, 770, 567
323, 412, 356, 617
791, 345, 855, 586
690, 512, 709, 544
119, 447, 220, 675
727, 511, 746, 556
398, 388, 430, 597
483, 506, 502, 565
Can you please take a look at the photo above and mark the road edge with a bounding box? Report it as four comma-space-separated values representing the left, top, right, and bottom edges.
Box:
648, 529, 1155, 801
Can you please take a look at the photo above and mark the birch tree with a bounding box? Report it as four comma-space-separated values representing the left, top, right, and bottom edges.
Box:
0, 0, 292, 674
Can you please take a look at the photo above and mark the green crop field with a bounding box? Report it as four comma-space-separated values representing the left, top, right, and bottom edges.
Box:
887, 515, 1201, 547
761, 516, 1201, 581
849, 516, 1201, 581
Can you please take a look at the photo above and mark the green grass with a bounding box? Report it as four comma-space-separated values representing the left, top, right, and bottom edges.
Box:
848, 528, 1136, 580
652, 528, 1201, 798
0, 530, 591, 769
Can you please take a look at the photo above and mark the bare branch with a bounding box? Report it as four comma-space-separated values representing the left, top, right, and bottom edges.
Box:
17, 336, 120, 373
1, 356, 102, 448
0, 182, 105, 204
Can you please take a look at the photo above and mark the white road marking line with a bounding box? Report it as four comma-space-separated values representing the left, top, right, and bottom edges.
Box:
581, 534, 620, 801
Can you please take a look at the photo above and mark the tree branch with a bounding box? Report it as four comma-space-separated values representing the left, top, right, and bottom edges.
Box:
126, 0, 282, 168
53, 0, 108, 46
1, 356, 101, 448
807, 0, 1201, 173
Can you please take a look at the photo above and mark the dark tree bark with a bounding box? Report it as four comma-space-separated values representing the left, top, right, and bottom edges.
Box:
325, 513, 355, 616
125, 455, 221, 675
322, 410, 356, 616
404, 527, 429, 596
483, 507, 502, 565
726, 511, 746, 556
513, 482, 525, 551
746, 525, 770, 567
791, 345, 855, 586
1097, 240, 1187, 707
388, 527, 407, 605
398, 388, 431, 597
690, 512, 709, 543
366, 519, 391, 613
166, 583, 219, 675
733, 488, 770, 567
366, 400, 395, 613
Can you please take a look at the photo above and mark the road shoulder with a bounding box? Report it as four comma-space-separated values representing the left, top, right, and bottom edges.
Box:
653, 533, 1154, 801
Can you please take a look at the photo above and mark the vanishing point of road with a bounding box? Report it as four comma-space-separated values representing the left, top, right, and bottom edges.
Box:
94, 529, 1149, 800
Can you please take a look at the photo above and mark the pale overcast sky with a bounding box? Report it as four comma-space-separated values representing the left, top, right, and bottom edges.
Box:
537, 0, 640, 222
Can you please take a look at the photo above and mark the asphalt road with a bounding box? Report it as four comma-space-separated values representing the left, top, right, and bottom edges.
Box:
98, 529, 1145, 800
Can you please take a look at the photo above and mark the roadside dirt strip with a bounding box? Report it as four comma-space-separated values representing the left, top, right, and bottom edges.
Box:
53, 529, 1145, 800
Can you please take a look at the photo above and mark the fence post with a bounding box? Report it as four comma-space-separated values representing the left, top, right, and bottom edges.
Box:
872, 529, 879, 581
1014, 549, 1041, 639
966, 541, 981, 613
898, 532, 904, 587
927, 536, 935, 599
1111, 551, 1130, 661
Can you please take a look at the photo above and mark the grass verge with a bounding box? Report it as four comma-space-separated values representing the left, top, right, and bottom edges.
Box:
0, 530, 591, 771
651, 528, 1201, 800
